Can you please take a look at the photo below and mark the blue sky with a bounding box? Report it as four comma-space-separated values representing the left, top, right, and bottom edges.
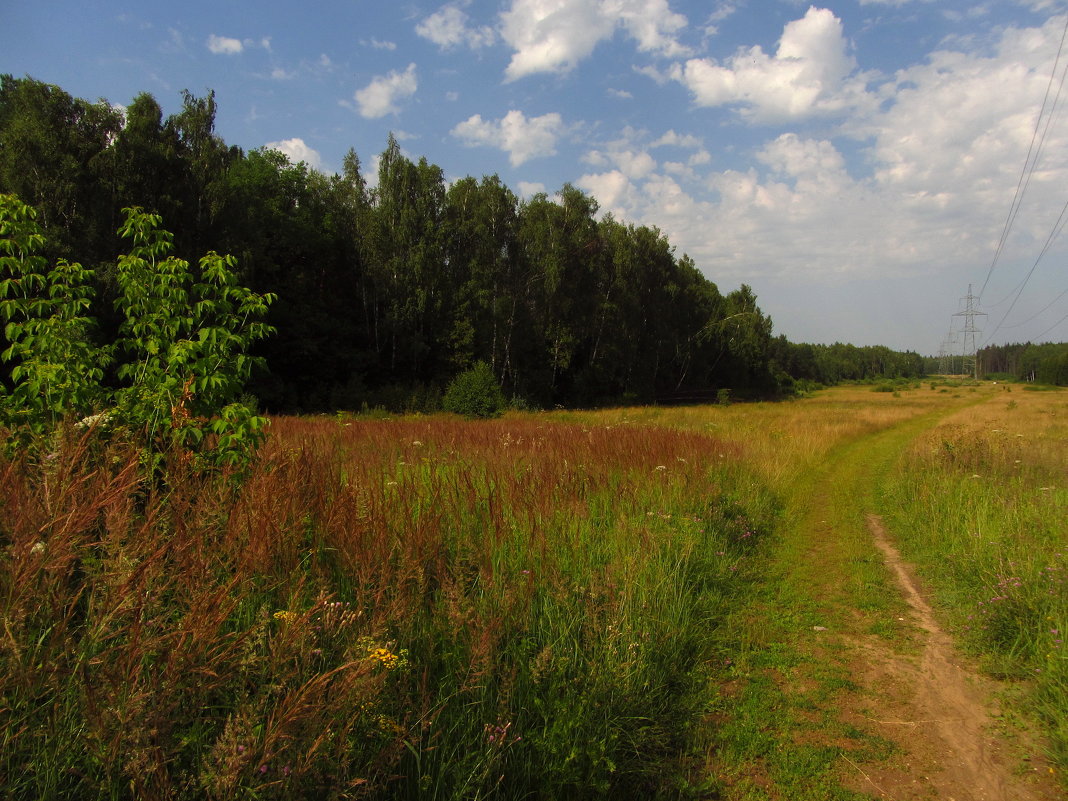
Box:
3, 0, 1068, 353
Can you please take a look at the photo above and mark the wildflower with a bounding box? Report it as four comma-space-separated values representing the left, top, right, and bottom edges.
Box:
358, 637, 410, 671
485, 721, 517, 747
259, 764, 268, 774
273, 610, 298, 624
655, 465, 666, 471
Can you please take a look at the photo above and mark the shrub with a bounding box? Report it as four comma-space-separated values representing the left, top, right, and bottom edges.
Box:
0, 194, 275, 468
442, 361, 506, 418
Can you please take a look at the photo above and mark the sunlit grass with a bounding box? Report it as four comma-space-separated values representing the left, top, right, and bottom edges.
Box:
881, 386, 1068, 768
0, 414, 776, 799
3, 382, 1062, 799
541, 383, 960, 491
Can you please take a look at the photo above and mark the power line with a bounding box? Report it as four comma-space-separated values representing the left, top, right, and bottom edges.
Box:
1033, 310, 1068, 340
998, 285, 1068, 330
982, 196, 1068, 344
978, 12, 1068, 300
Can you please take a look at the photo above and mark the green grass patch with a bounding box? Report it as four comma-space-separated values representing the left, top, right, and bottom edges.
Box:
879, 392, 1068, 782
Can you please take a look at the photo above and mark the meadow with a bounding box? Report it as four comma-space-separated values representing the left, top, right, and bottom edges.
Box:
1, 383, 1064, 799
881, 385, 1068, 770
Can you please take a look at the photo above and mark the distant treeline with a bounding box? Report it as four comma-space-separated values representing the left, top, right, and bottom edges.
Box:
977, 342, 1068, 385
770, 338, 925, 388
1, 75, 925, 411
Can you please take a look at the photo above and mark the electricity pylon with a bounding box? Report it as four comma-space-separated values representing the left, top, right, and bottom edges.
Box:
952, 284, 986, 379
937, 331, 957, 375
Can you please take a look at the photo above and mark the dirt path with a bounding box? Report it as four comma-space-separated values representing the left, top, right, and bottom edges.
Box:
750, 410, 1061, 801
858, 513, 1053, 801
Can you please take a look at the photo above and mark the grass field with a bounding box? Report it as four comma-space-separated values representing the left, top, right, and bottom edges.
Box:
881, 385, 1068, 771
1, 382, 1063, 799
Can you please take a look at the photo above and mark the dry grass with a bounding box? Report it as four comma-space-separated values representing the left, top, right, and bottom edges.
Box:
0, 414, 773, 800
541, 384, 958, 489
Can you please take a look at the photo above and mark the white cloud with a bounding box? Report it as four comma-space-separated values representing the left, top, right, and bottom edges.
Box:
451, 109, 565, 166
500, 0, 691, 81
271, 67, 295, 80
576, 170, 636, 211
606, 147, 657, 178
586, 12, 1068, 303
611, 0, 690, 57
207, 34, 243, 55
756, 133, 847, 184
634, 64, 672, 84
368, 38, 397, 50
608, 87, 633, 98
264, 137, 323, 170
672, 7, 874, 122
651, 129, 702, 149
353, 63, 418, 118
417, 5, 496, 49
517, 180, 547, 197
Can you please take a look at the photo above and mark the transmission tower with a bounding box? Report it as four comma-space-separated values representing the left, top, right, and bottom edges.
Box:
952, 284, 987, 379
937, 331, 957, 375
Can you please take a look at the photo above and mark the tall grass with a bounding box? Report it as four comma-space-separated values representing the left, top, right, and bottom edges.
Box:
544, 385, 954, 490
0, 416, 777, 799
880, 388, 1068, 768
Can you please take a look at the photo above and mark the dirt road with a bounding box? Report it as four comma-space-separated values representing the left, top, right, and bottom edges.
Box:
743, 409, 1061, 800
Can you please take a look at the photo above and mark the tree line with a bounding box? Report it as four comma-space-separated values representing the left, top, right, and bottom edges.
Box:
976, 342, 1068, 385
0, 75, 926, 411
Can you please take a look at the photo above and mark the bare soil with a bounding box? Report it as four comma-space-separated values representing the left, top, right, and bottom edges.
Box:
834, 514, 1060, 801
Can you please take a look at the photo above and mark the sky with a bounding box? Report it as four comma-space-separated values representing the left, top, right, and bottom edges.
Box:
3, 0, 1068, 354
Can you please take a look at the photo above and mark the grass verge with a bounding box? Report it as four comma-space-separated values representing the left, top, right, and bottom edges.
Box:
880, 386, 1068, 785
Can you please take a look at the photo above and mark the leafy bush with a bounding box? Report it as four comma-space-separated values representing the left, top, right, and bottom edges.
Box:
0, 194, 275, 468
442, 361, 505, 418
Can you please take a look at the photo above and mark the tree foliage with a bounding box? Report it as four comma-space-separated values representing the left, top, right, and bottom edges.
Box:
0, 75, 936, 414
442, 360, 506, 418
0, 193, 275, 466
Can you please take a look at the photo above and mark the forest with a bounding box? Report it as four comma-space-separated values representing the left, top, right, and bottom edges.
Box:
2, 75, 935, 412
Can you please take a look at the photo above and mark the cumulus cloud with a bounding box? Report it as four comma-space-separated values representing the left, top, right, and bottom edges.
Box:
207, 34, 243, 55
264, 137, 323, 170
651, 129, 703, 149
500, 0, 691, 81
591, 13, 1068, 299
417, 5, 496, 49
584, 146, 656, 178
353, 63, 418, 118
756, 133, 847, 184
577, 170, 636, 211
671, 6, 873, 122
517, 180, 547, 197
451, 109, 565, 166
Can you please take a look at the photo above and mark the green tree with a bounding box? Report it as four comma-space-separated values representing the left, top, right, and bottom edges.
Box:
0, 194, 107, 438
0, 75, 122, 263
0, 195, 276, 467
369, 134, 449, 382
